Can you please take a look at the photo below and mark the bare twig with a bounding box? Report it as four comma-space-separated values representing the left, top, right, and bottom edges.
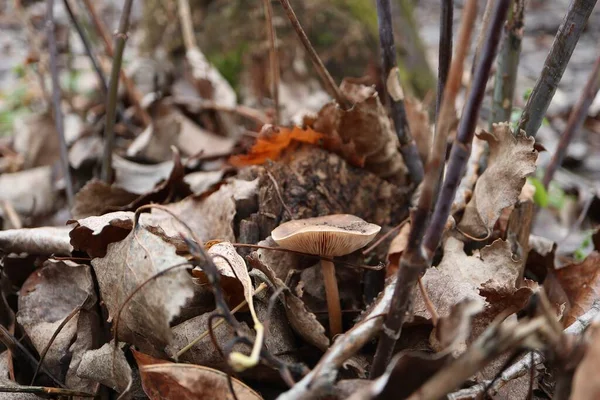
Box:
0, 200, 22, 229
491, 0, 525, 127
471, 0, 495, 73
436, 0, 453, 119
518, 0, 598, 137
543, 52, 600, 188
370, 0, 482, 377
0, 324, 65, 388
47, 0, 75, 208
101, 0, 135, 183
0, 385, 94, 397
407, 316, 546, 400
82, 0, 150, 126
277, 0, 347, 107
177, 0, 197, 50
424, 0, 509, 254
266, 170, 293, 218
262, 0, 280, 124
63, 0, 108, 92
376, 0, 424, 184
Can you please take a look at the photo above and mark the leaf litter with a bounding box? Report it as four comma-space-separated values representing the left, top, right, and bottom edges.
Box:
1, 1, 599, 399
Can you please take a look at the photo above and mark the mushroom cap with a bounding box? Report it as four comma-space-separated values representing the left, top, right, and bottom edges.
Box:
271, 214, 381, 257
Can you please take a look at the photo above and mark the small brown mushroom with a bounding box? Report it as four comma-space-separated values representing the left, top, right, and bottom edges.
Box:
271, 214, 381, 337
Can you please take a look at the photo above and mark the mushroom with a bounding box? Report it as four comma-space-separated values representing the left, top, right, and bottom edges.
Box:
271, 214, 381, 337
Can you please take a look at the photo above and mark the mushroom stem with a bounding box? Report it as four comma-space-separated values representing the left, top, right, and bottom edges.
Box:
321, 259, 343, 338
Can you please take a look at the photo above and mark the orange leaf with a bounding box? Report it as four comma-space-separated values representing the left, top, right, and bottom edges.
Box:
229, 127, 323, 166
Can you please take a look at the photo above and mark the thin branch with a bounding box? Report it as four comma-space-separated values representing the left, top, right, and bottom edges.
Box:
543, 52, 600, 188
101, 0, 134, 183
518, 0, 598, 138
47, 0, 75, 209
262, 0, 280, 124
63, 0, 108, 93
490, 0, 525, 127
370, 0, 482, 378
82, 0, 151, 126
0, 386, 94, 397
177, 0, 197, 50
471, 0, 495, 74
424, 0, 510, 255
277, 0, 347, 107
436, 0, 453, 120
376, 0, 424, 184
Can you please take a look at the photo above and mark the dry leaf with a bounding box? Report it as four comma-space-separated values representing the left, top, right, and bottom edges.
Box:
13, 112, 60, 169
112, 154, 180, 196
139, 363, 262, 400
229, 126, 323, 166
545, 252, 600, 327
91, 226, 194, 351
571, 321, 600, 400
404, 98, 432, 163
458, 123, 537, 238
430, 299, 484, 356
194, 242, 254, 308
186, 47, 237, 108
17, 260, 96, 382
76, 341, 132, 394
387, 222, 411, 278
414, 237, 523, 321
184, 170, 226, 195
311, 79, 407, 184
0, 226, 72, 255
71, 179, 138, 220
247, 251, 329, 351
0, 166, 57, 217
68, 211, 134, 258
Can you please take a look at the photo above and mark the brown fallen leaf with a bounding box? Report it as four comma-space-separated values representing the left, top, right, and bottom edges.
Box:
458, 123, 537, 239
76, 341, 132, 394
413, 237, 523, 322
90, 226, 194, 352
544, 252, 600, 327
404, 97, 432, 164
184, 170, 226, 195
0, 226, 72, 256
247, 251, 329, 351
17, 260, 96, 382
13, 112, 60, 169
430, 299, 484, 357
185, 47, 237, 108
0, 166, 57, 218
68, 211, 134, 258
71, 179, 138, 220
571, 320, 600, 400
138, 362, 262, 400
387, 222, 411, 278
311, 79, 407, 184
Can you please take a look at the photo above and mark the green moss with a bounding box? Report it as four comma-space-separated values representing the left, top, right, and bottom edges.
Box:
206, 43, 248, 92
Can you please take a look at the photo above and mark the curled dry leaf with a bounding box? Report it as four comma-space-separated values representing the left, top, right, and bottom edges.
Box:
0, 166, 57, 217
13, 112, 60, 169
76, 341, 132, 394
139, 363, 262, 400
247, 251, 329, 351
17, 260, 96, 382
186, 47, 237, 108
184, 170, 226, 195
430, 299, 484, 357
544, 252, 600, 327
0, 226, 72, 256
414, 237, 524, 322
68, 211, 134, 258
71, 179, 138, 220
311, 79, 407, 184
91, 226, 194, 351
196, 242, 254, 308
458, 123, 537, 238
387, 222, 411, 278
571, 320, 600, 400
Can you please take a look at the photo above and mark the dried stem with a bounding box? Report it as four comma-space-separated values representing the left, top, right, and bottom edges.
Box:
436, 0, 454, 119
543, 52, 600, 188
262, 0, 280, 124
63, 0, 108, 93
370, 0, 481, 378
518, 0, 598, 137
177, 0, 197, 50
277, 0, 347, 107
82, 0, 150, 126
491, 0, 525, 127
0, 386, 93, 397
47, 0, 75, 209
424, 0, 510, 255
471, 0, 495, 74
101, 0, 134, 183
376, 0, 424, 184
321, 259, 342, 338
